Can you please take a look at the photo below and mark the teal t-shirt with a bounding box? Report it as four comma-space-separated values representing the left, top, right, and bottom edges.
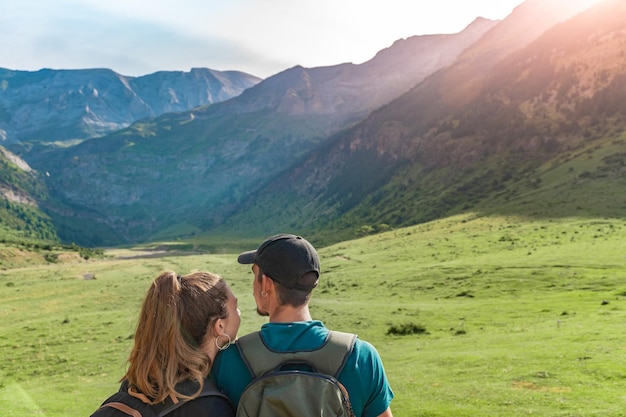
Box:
211, 321, 393, 417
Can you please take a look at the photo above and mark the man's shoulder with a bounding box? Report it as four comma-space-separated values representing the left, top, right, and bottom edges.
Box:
343, 335, 385, 367
351, 335, 374, 349
320, 328, 380, 354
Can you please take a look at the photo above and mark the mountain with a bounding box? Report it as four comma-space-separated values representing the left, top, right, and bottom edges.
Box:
5, 0, 620, 248
218, 17, 497, 122
0, 67, 261, 143
0, 147, 57, 242
206, 0, 626, 243
19, 19, 497, 246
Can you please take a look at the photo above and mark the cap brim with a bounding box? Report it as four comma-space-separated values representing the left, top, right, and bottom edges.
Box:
237, 250, 257, 264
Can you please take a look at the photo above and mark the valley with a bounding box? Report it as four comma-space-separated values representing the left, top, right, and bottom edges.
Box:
1, 214, 624, 416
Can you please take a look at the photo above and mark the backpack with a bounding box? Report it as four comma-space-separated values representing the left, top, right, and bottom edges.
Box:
235, 330, 357, 417
91, 379, 230, 417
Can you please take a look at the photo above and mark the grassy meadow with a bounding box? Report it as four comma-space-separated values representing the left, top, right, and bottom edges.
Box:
1, 213, 626, 416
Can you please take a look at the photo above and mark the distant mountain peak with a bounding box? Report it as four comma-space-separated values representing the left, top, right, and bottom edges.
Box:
0, 67, 261, 143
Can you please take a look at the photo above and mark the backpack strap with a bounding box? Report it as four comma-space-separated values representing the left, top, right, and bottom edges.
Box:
93, 389, 156, 417
102, 379, 231, 417
98, 401, 142, 417
237, 330, 357, 378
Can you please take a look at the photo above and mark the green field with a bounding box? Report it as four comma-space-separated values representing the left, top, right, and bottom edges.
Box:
1, 213, 626, 416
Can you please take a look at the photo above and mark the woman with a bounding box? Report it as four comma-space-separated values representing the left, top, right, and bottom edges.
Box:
93, 271, 240, 417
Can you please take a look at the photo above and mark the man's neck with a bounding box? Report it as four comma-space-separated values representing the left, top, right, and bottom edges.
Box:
269, 305, 312, 323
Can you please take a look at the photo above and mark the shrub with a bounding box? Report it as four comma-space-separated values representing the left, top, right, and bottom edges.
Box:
386, 322, 428, 336
45, 253, 59, 263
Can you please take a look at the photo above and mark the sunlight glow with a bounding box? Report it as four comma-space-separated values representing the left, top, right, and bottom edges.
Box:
0, 0, 610, 77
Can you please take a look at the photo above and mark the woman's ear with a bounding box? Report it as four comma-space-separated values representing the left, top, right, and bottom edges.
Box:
210, 317, 224, 337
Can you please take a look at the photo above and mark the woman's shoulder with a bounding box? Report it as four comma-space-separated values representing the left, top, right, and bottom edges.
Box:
168, 392, 234, 417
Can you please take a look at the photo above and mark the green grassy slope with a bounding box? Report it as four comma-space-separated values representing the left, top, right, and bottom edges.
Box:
350, 131, 626, 227
1, 214, 625, 416
0, 147, 60, 244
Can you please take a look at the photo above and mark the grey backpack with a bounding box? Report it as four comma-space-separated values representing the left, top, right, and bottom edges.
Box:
236, 330, 357, 417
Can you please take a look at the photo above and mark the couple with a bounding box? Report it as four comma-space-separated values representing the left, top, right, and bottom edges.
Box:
94, 234, 394, 417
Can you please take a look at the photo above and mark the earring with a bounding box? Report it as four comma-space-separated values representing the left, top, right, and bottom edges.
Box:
215, 333, 232, 351
261, 291, 268, 297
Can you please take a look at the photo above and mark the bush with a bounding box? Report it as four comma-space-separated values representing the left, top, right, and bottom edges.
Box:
386, 322, 428, 336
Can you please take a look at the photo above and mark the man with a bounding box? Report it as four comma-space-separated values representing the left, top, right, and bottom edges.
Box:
211, 234, 394, 417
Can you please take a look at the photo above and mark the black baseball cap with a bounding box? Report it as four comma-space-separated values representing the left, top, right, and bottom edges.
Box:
237, 234, 320, 291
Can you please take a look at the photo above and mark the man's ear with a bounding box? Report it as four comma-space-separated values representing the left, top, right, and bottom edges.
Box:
261, 273, 274, 294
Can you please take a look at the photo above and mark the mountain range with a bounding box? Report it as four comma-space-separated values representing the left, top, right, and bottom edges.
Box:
0, 67, 261, 143
1, 0, 624, 247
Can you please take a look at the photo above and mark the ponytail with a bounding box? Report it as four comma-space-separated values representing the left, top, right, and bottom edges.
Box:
123, 271, 228, 404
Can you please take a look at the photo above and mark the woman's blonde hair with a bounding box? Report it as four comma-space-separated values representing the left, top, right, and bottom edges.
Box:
123, 271, 229, 404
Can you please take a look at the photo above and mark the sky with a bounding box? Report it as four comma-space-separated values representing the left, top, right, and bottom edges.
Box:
0, 0, 528, 79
